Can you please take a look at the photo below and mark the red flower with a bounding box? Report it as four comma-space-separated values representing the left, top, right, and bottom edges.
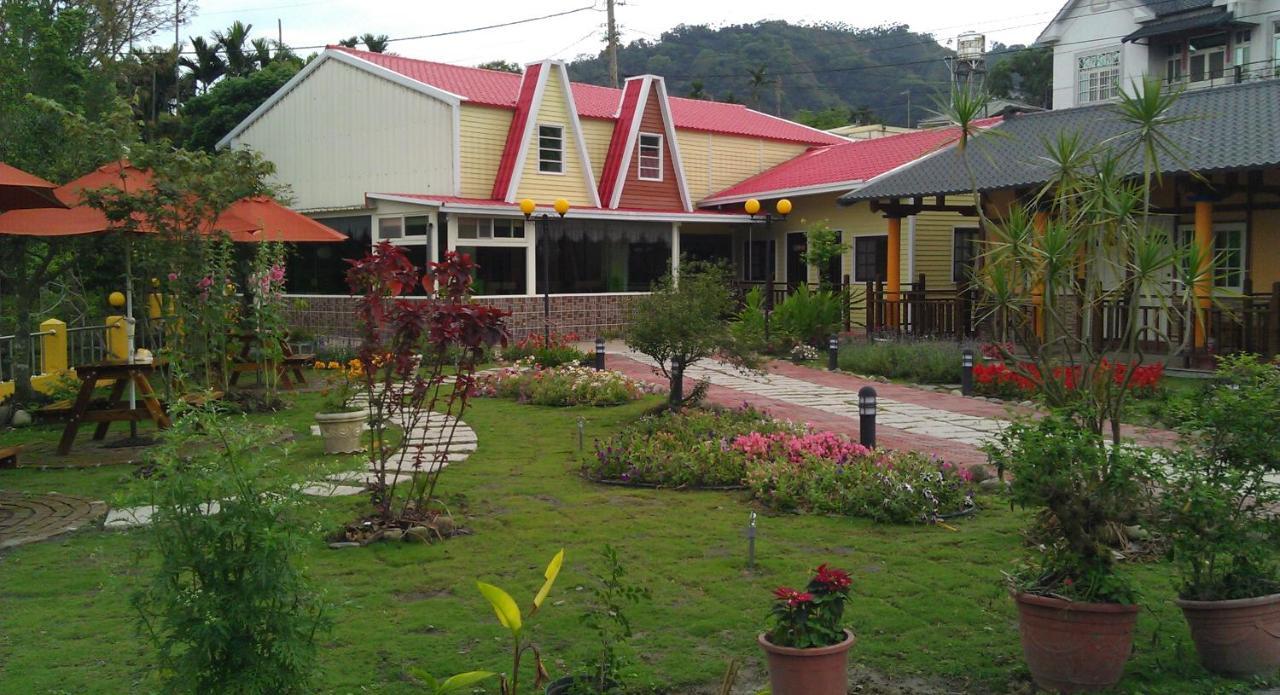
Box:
812, 563, 852, 591
772, 586, 814, 607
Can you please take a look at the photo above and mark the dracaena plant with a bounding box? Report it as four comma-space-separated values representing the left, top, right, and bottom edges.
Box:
477, 549, 566, 695
765, 563, 853, 648
345, 242, 509, 526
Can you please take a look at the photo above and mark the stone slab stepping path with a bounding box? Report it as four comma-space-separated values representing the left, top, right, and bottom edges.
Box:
97, 396, 479, 530
0, 491, 107, 549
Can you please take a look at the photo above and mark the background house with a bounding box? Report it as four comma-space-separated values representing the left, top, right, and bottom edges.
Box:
1037, 0, 1280, 109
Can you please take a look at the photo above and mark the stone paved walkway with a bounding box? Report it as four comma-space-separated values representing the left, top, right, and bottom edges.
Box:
606, 346, 1179, 470
0, 491, 107, 549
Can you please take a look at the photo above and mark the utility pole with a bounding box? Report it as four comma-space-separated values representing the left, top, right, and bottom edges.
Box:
606, 0, 620, 88
278, 18, 283, 46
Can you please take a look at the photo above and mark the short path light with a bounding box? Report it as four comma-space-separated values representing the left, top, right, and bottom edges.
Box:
858, 386, 877, 449
594, 337, 605, 370
961, 348, 975, 396
746, 510, 757, 570
576, 416, 585, 452
828, 334, 839, 371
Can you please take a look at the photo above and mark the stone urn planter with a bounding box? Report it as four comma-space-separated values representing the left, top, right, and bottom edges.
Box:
1176, 592, 1280, 677
314, 410, 365, 454
1014, 592, 1139, 693
757, 629, 855, 695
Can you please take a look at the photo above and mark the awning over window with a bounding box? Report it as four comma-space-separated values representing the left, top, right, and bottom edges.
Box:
1124, 7, 1255, 42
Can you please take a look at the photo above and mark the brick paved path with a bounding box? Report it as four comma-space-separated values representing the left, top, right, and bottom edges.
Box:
0, 491, 106, 549
606, 346, 1179, 470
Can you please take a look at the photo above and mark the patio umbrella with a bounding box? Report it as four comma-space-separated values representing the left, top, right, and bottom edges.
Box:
0, 162, 66, 211
0, 162, 343, 431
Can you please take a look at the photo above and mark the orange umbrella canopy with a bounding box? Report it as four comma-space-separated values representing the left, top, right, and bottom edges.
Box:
0, 162, 67, 211
0, 161, 343, 243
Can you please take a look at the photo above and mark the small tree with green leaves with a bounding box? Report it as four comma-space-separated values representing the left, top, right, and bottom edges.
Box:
626, 263, 753, 408
800, 219, 847, 289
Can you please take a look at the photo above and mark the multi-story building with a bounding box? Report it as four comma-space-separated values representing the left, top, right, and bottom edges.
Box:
1038, 0, 1280, 109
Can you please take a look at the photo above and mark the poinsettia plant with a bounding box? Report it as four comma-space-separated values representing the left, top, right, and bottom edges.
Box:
345, 242, 509, 528
766, 564, 853, 648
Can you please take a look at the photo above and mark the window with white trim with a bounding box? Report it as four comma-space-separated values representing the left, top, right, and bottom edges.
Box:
1077, 49, 1121, 103
377, 217, 403, 240
1273, 21, 1280, 71
453, 216, 529, 296
457, 217, 526, 240
538, 124, 563, 174
637, 132, 663, 181
1176, 224, 1246, 290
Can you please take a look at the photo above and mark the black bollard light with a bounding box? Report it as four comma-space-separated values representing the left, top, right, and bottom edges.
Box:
858, 385, 877, 449
827, 334, 839, 371
594, 337, 606, 370
961, 348, 974, 396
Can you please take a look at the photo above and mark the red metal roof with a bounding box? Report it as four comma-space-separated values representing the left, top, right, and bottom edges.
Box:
329, 47, 843, 146
701, 120, 1002, 203
490, 62, 543, 200
597, 78, 644, 206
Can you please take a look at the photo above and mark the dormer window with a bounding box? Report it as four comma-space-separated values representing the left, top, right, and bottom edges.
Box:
637, 132, 663, 181
538, 124, 563, 174
1077, 49, 1120, 103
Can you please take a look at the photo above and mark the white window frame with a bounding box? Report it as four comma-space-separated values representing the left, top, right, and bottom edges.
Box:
637, 132, 663, 181
449, 215, 534, 296
454, 216, 527, 243
1176, 222, 1247, 291
1076, 48, 1121, 104
537, 123, 564, 175
374, 213, 434, 258
1272, 19, 1280, 72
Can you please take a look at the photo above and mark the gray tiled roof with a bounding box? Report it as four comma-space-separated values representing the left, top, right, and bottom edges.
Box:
1140, 0, 1213, 17
839, 79, 1280, 205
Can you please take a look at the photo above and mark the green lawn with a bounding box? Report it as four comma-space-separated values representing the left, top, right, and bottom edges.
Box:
0, 393, 1264, 694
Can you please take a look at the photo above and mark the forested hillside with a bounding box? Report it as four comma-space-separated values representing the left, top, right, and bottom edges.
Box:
568, 21, 956, 128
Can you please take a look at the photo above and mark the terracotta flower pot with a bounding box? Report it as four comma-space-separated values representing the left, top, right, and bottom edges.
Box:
1013, 592, 1139, 693
757, 629, 855, 695
1176, 592, 1280, 678
315, 410, 366, 454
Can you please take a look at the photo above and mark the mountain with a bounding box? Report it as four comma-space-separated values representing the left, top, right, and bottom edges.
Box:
567, 21, 956, 128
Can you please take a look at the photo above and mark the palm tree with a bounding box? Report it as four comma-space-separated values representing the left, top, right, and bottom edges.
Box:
214, 21, 254, 77
687, 80, 706, 99
337, 36, 359, 48
251, 38, 274, 68
361, 33, 390, 53
179, 36, 225, 94
747, 65, 772, 109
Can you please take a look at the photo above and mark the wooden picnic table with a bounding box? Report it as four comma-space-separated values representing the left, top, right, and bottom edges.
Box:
57, 360, 171, 455
226, 332, 315, 390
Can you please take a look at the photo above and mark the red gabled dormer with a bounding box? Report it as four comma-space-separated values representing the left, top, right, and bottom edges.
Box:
597, 75, 692, 211
491, 62, 544, 201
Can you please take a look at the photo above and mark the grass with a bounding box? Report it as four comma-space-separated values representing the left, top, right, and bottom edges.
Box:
0, 392, 1266, 693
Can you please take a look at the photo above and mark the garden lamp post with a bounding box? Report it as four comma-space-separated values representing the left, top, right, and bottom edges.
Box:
520, 197, 571, 344
745, 198, 791, 344
858, 385, 877, 449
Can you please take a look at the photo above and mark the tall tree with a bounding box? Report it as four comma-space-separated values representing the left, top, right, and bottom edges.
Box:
476, 59, 522, 74
360, 33, 389, 53
987, 45, 1052, 109
76, 0, 194, 65
747, 64, 771, 109
214, 20, 254, 77
179, 36, 225, 94
686, 79, 706, 99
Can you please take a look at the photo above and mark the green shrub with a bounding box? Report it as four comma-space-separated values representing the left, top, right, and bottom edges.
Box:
500, 332, 588, 368
584, 405, 797, 487
772, 284, 841, 346
474, 363, 661, 407
729, 287, 767, 355
837, 339, 966, 384
133, 407, 330, 693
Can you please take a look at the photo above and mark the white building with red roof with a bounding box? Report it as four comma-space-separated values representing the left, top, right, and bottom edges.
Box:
219, 46, 980, 335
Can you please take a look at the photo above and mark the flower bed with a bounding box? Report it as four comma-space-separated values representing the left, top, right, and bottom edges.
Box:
498, 332, 589, 368
585, 407, 975, 523
474, 361, 661, 407
974, 360, 1164, 400
585, 405, 798, 487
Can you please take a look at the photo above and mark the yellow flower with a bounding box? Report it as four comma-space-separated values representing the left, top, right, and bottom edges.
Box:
313, 360, 325, 369
327, 361, 340, 369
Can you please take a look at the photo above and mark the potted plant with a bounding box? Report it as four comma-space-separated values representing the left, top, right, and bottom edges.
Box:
986, 411, 1155, 692
1159, 355, 1280, 678
757, 563, 855, 695
314, 360, 365, 454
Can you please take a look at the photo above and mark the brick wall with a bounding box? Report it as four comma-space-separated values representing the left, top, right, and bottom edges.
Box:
285, 293, 644, 340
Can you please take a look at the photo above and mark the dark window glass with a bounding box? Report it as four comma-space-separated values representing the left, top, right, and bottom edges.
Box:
543, 220, 671, 293
538, 125, 563, 173
743, 239, 776, 282
405, 215, 430, 237
457, 245, 526, 295
680, 233, 733, 266
953, 228, 979, 284
284, 215, 371, 294
853, 236, 888, 283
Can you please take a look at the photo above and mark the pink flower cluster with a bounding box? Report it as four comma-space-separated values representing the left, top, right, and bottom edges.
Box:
732, 430, 870, 465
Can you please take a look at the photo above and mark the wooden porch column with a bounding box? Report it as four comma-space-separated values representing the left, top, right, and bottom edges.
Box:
1193, 199, 1213, 349
1032, 210, 1048, 340
886, 216, 901, 326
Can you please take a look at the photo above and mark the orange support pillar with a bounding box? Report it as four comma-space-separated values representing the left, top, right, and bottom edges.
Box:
886, 217, 901, 327
1194, 200, 1213, 349
1032, 211, 1048, 340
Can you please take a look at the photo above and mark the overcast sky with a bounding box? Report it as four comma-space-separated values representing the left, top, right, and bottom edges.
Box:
172, 0, 1065, 67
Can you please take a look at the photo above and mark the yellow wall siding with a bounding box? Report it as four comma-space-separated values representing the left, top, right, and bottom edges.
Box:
230, 59, 455, 211
580, 117, 612, 183
677, 131, 808, 200
514, 68, 595, 206
458, 104, 512, 199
